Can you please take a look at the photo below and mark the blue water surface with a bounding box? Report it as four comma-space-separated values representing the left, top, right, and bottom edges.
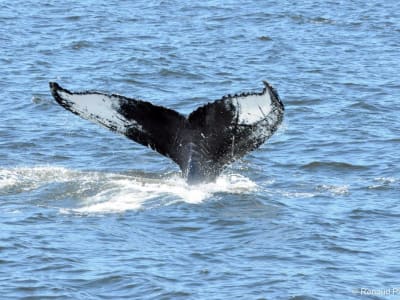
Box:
1, 1, 399, 299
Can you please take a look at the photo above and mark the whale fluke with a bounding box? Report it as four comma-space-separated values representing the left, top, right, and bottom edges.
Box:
50, 81, 284, 184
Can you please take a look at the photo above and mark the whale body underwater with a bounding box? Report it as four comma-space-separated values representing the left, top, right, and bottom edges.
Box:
50, 81, 284, 184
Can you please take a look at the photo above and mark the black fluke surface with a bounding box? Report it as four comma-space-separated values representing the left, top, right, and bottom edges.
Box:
50, 81, 284, 184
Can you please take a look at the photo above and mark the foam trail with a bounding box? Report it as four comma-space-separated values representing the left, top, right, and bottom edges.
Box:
73, 173, 257, 214
0, 166, 257, 214
0, 166, 78, 191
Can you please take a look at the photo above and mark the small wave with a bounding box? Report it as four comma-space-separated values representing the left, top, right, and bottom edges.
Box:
31, 95, 44, 104
347, 100, 379, 111
158, 68, 202, 80
0, 166, 78, 193
264, 182, 350, 200
349, 208, 400, 219
282, 191, 316, 198
290, 15, 335, 25
301, 161, 367, 171
264, 188, 315, 199
31, 95, 54, 108
257, 35, 272, 41
373, 177, 396, 184
70, 40, 93, 50
368, 177, 397, 190
310, 17, 336, 25
317, 184, 349, 196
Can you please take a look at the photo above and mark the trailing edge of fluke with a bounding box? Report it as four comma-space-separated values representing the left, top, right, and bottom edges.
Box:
50, 81, 284, 184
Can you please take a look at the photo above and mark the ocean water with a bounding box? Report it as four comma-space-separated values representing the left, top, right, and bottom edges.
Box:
1, 0, 399, 299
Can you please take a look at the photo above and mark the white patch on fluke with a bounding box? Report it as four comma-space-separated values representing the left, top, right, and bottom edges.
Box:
59, 90, 133, 134
234, 92, 272, 124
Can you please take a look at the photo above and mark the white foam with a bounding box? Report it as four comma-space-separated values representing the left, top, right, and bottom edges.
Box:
368, 177, 397, 189
73, 173, 257, 214
0, 166, 76, 191
0, 170, 17, 189
373, 177, 396, 184
280, 190, 316, 198
73, 179, 148, 213
0, 166, 257, 214
317, 184, 349, 195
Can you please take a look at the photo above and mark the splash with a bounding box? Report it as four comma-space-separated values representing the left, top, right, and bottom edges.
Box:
0, 166, 257, 214
73, 173, 257, 214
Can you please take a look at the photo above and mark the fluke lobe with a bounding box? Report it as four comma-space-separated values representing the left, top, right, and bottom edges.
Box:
50, 81, 284, 184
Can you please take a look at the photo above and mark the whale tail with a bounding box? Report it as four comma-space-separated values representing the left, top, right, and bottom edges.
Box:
50, 81, 284, 184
